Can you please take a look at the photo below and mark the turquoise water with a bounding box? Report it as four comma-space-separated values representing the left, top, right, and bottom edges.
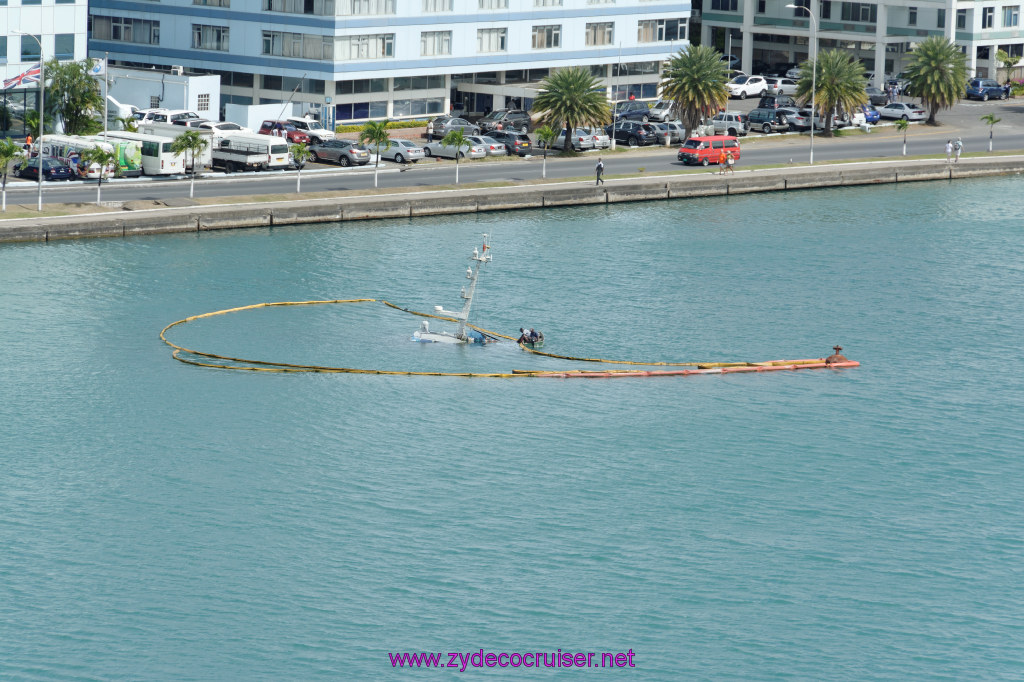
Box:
2, 177, 1023, 679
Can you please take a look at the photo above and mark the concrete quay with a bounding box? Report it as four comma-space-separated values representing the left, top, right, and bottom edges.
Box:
1, 156, 1022, 244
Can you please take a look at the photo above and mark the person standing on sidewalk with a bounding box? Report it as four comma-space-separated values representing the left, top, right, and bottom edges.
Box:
954, 137, 963, 163
945, 139, 953, 163
595, 157, 605, 185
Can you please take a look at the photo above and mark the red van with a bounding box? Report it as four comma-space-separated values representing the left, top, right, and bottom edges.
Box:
677, 135, 741, 166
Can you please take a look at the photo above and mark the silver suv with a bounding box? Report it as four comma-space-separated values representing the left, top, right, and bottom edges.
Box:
712, 111, 750, 137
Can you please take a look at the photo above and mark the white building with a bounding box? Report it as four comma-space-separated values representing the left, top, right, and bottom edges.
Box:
86, 0, 691, 125
2, 0, 89, 137
698, 0, 1023, 86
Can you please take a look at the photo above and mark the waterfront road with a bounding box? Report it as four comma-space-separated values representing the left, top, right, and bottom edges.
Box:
5, 98, 1023, 205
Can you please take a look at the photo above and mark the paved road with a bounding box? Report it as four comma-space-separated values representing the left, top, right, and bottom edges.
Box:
5, 98, 1023, 205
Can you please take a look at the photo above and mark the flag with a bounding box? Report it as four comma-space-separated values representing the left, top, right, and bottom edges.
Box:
88, 58, 106, 76
3, 63, 41, 90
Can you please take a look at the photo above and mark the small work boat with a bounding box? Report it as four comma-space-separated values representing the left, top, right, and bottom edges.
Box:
412, 235, 494, 344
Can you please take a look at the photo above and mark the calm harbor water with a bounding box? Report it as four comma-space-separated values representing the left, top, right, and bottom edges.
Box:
2, 177, 1023, 679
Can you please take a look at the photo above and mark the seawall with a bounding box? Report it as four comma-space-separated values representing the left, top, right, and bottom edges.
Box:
2, 157, 1022, 243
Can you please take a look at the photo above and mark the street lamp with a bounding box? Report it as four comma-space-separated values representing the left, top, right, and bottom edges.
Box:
14, 32, 44, 211
786, 4, 817, 165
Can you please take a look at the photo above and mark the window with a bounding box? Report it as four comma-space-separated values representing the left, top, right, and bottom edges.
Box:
194, 0, 229, 5
585, 22, 614, 46
336, 34, 394, 59
999, 42, 1023, 57
150, 95, 161, 108
197, 94, 210, 111
711, 0, 738, 10
637, 19, 687, 42
20, 35, 41, 61
263, 0, 334, 15
532, 25, 561, 49
90, 17, 161, 44
477, 28, 507, 52
790, 0, 809, 15
821, 1, 831, 19
0, 37, 6, 63
479, 0, 507, 7
757, 0, 765, 13
957, 8, 967, 28
841, 3, 877, 23
422, 0, 451, 9
22, 0, 41, 5
1003, 5, 1020, 26
908, 6, 917, 25
392, 98, 444, 116
983, 6, 995, 28
54, 34, 75, 59
393, 75, 444, 90
262, 31, 333, 59
534, 0, 562, 5
337, 0, 394, 13
938, 8, 946, 27
421, 31, 451, 55
193, 25, 229, 51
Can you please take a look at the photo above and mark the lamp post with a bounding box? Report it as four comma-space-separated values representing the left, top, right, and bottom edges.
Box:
786, 4, 817, 165
15, 32, 44, 211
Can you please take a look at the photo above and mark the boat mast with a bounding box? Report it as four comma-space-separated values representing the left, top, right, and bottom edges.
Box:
455, 234, 491, 340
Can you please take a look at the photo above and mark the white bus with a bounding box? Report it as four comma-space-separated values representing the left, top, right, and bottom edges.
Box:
136, 123, 214, 170
37, 135, 117, 180
89, 136, 143, 178
102, 130, 184, 176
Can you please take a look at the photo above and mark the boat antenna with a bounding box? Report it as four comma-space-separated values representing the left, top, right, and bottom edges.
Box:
455, 233, 491, 340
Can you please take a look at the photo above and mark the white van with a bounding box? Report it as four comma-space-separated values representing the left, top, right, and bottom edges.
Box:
133, 108, 203, 124
286, 116, 335, 144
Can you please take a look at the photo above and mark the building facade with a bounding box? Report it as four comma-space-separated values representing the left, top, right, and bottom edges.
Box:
86, 0, 691, 124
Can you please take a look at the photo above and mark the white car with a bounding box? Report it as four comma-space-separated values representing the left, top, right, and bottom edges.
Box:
422, 140, 486, 159
765, 77, 800, 95
876, 102, 927, 121
553, 128, 596, 151
286, 116, 335, 144
379, 139, 425, 164
582, 127, 611, 149
465, 135, 507, 156
727, 75, 768, 100
198, 121, 253, 136
785, 67, 803, 79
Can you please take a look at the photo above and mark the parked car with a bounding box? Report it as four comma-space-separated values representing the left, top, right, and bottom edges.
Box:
286, 116, 335, 144
965, 77, 1007, 101
858, 103, 881, 124
14, 157, 75, 181
487, 130, 533, 156
476, 109, 531, 134
308, 139, 369, 166
648, 99, 678, 122
757, 94, 797, 109
764, 77, 799, 95
258, 120, 311, 144
422, 139, 487, 159
676, 135, 741, 166
747, 107, 791, 134
581, 127, 611, 149
785, 67, 803, 79
379, 139, 425, 164
552, 128, 595, 151
727, 75, 769, 99
662, 121, 686, 144
887, 73, 911, 94
711, 111, 749, 136
787, 108, 812, 131
650, 123, 677, 145
171, 118, 212, 128
604, 120, 659, 146
427, 116, 480, 137
613, 100, 652, 122
721, 54, 740, 69
771, 62, 798, 77
877, 102, 927, 120
785, 108, 846, 130
133, 108, 203, 124
865, 87, 890, 106
198, 121, 252, 136
775, 107, 802, 129
465, 135, 507, 156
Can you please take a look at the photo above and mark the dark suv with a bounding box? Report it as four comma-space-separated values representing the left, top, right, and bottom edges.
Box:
605, 120, 658, 146
747, 107, 791, 134
477, 109, 531, 134
613, 100, 652, 122
487, 130, 533, 156
757, 94, 797, 109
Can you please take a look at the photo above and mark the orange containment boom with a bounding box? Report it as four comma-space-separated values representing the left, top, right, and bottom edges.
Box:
514, 359, 860, 379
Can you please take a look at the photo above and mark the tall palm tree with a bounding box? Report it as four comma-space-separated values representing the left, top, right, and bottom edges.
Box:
532, 67, 610, 150
660, 45, 730, 139
903, 36, 968, 125
0, 137, 23, 212
116, 116, 138, 132
980, 113, 1001, 151
440, 128, 469, 185
79, 146, 119, 205
894, 118, 909, 156
359, 120, 391, 188
290, 142, 312, 192
534, 125, 558, 179
794, 49, 868, 137
170, 130, 210, 199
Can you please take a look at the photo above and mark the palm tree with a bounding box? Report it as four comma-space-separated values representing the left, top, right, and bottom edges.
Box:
532, 67, 610, 151
794, 49, 868, 137
903, 36, 968, 125
290, 142, 312, 193
440, 128, 469, 185
0, 137, 23, 212
659, 45, 731, 139
79, 146, 119, 205
116, 116, 139, 132
894, 118, 909, 156
170, 130, 210, 199
359, 120, 391, 188
534, 125, 558, 179
980, 113, 1001, 152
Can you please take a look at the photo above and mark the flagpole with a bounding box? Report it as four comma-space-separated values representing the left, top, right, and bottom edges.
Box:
14, 32, 44, 212
103, 53, 108, 141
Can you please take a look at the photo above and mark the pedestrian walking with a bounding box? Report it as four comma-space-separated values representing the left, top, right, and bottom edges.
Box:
595, 157, 605, 185
945, 139, 953, 163
954, 137, 963, 163
725, 150, 736, 174
718, 148, 728, 174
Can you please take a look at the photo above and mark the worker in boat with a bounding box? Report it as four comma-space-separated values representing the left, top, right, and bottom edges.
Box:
516, 328, 529, 344
528, 328, 543, 343
825, 345, 848, 365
